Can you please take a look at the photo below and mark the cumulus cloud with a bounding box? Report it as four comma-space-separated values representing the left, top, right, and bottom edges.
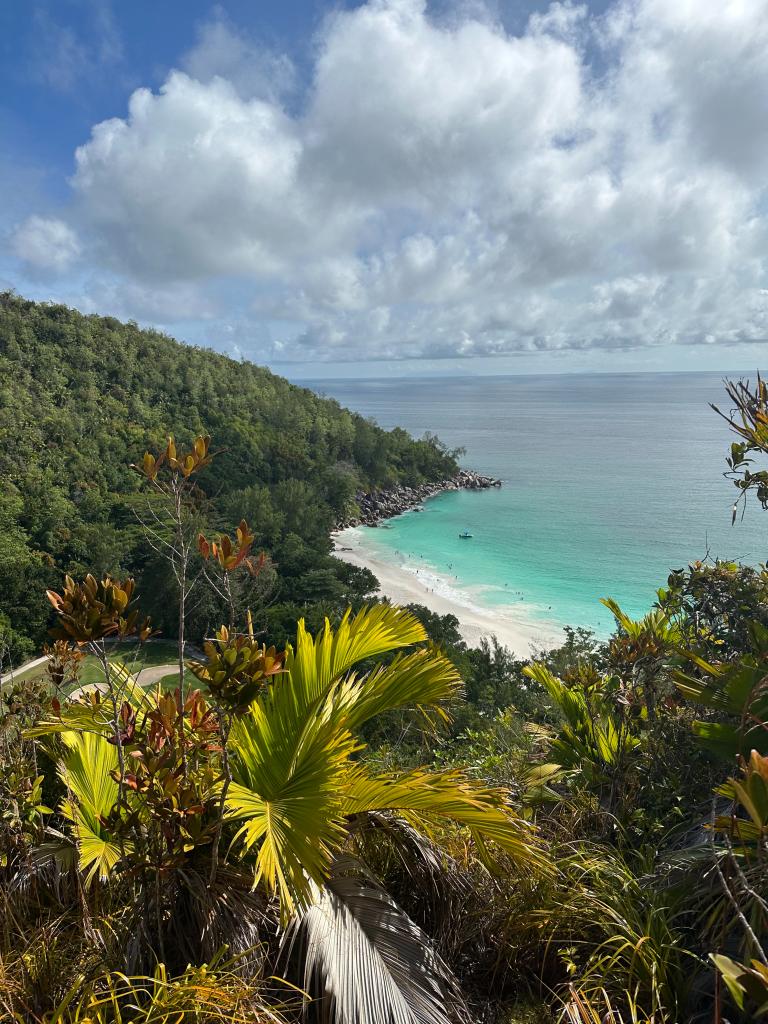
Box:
73, 72, 306, 278
180, 7, 296, 101
13, 216, 81, 271
74, 278, 218, 323
27, 0, 768, 359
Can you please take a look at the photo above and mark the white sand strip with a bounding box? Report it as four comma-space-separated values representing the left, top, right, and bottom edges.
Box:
332, 528, 561, 658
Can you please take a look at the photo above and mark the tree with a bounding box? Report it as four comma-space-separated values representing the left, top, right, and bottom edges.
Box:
713, 374, 768, 523
659, 560, 768, 664
37, 595, 547, 1023
0, 293, 460, 659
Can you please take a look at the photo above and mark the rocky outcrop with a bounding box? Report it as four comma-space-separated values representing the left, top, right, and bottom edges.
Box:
335, 469, 501, 529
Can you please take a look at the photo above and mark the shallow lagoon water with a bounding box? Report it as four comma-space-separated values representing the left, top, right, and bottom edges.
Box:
307, 372, 766, 637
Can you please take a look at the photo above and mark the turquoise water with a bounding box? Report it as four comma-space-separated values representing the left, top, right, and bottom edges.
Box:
306, 372, 767, 637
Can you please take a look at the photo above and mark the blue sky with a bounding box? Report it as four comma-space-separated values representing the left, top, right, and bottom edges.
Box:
1, 0, 767, 379
0, 2, 328, 203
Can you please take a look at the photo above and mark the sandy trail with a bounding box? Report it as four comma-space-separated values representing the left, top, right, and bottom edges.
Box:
67, 663, 178, 701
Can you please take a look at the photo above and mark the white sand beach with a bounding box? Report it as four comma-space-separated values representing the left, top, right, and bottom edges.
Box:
332, 527, 562, 657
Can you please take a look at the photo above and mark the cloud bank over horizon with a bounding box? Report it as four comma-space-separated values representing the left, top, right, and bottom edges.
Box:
6, 0, 768, 367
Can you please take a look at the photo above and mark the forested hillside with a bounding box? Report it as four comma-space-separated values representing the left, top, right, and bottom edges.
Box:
0, 292, 458, 661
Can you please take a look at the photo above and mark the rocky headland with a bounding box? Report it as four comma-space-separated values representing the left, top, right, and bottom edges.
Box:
336, 469, 501, 529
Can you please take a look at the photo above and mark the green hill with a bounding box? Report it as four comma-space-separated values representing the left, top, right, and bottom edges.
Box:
0, 292, 458, 661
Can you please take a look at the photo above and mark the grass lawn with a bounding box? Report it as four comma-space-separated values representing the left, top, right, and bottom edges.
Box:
5, 660, 49, 684
152, 669, 198, 691
5, 641, 202, 696
74, 664, 196, 693
75, 640, 181, 687
72, 641, 189, 692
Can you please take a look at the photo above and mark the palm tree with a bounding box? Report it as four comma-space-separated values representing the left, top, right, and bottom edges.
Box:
38, 603, 547, 1023
601, 598, 682, 726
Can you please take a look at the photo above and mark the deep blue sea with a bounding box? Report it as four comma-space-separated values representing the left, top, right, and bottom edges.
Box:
304, 372, 766, 637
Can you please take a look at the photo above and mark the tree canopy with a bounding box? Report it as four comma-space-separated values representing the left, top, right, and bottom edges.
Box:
0, 293, 458, 661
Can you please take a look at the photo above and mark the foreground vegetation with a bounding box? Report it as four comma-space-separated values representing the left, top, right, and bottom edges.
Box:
2, 333, 768, 1020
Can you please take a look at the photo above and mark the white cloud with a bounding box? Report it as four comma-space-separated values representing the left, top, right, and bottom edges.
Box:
73, 73, 306, 278
74, 278, 217, 323
527, 1, 588, 41
12, 216, 81, 271
23, 0, 768, 360
180, 7, 296, 101
306, 0, 585, 201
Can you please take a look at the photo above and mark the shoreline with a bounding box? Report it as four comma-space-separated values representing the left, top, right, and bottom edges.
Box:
336, 469, 501, 529
332, 526, 563, 657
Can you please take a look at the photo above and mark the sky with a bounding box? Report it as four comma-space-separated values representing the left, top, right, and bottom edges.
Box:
1, 0, 767, 379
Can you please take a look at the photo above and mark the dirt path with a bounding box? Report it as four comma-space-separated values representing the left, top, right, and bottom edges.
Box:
134, 664, 181, 687
0, 654, 49, 686
67, 663, 178, 701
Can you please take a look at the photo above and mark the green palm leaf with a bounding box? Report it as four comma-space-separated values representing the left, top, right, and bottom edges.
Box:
228, 690, 359, 916
342, 767, 549, 873
326, 647, 462, 731
285, 606, 427, 714
227, 606, 436, 915
600, 598, 680, 644
228, 605, 548, 921
675, 648, 768, 758
525, 662, 638, 775
58, 730, 121, 884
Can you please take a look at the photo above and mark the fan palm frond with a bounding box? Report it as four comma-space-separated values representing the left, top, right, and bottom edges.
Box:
227, 701, 358, 916
58, 730, 121, 884
284, 606, 427, 716
342, 767, 549, 873
228, 606, 548, 914
284, 860, 470, 1024
326, 647, 462, 732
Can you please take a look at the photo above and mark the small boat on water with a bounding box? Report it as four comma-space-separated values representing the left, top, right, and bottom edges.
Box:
459, 530, 473, 539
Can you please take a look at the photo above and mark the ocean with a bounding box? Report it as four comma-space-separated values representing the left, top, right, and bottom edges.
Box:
304, 372, 766, 638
